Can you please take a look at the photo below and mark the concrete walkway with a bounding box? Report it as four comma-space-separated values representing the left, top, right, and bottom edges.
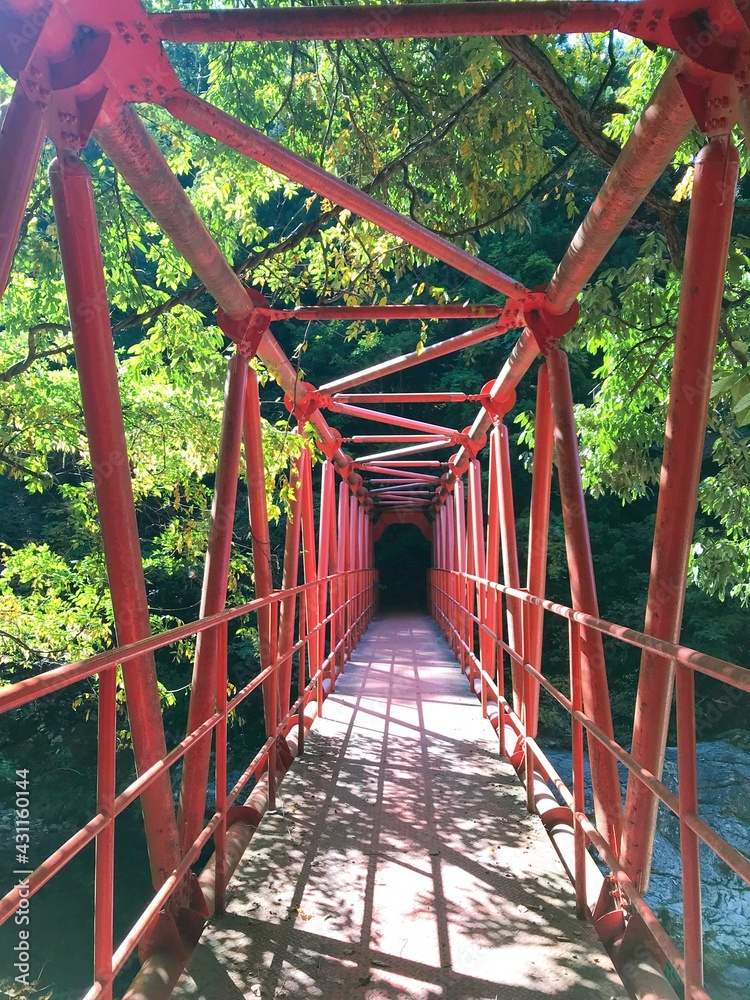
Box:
175, 613, 626, 1000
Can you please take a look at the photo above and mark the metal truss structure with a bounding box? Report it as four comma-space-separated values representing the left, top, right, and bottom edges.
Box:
0, 2, 749, 999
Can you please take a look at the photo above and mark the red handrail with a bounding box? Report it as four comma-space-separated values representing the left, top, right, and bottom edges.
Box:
0, 568, 378, 1000
429, 567, 749, 1000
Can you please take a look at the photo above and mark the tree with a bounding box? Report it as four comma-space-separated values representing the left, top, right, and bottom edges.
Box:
1, 7, 748, 692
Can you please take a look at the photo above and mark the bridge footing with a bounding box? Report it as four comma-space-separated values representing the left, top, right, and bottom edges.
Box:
174, 613, 626, 1000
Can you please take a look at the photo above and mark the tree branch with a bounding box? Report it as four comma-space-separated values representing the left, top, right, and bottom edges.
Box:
110, 63, 516, 333
0, 324, 72, 382
494, 33, 687, 269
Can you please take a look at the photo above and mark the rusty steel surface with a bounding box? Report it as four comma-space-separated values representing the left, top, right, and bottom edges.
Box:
173, 614, 627, 1000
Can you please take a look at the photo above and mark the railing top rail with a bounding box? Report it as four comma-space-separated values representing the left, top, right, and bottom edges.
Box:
432, 568, 750, 693
0, 569, 375, 716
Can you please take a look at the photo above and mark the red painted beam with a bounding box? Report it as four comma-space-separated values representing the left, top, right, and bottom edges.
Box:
377, 501, 429, 508
369, 482, 434, 492
329, 400, 458, 437
357, 441, 455, 463
92, 104, 361, 486
524, 364, 554, 739
346, 434, 451, 444
335, 392, 479, 404
243, 368, 277, 797
452, 58, 694, 473
278, 444, 304, 721
261, 304, 504, 321
320, 311, 520, 394
179, 354, 247, 853
546, 347, 623, 850
165, 91, 528, 300
365, 480, 440, 489
375, 491, 432, 499
359, 461, 446, 469
153, 3, 668, 47
359, 468, 441, 482
50, 151, 183, 892
0, 84, 45, 297
622, 137, 739, 919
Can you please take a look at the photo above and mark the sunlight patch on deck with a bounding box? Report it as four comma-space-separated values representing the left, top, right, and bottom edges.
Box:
175, 613, 626, 1000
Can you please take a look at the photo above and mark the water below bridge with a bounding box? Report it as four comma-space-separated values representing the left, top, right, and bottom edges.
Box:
175, 613, 625, 1000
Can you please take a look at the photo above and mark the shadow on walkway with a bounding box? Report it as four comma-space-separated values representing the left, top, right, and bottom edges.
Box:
176, 613, 625, 1000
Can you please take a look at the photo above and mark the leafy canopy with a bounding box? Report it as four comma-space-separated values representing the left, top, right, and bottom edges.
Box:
1, 4, 749, 687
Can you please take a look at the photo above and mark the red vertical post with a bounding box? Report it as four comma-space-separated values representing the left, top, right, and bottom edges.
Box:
445, 502, 453, 640
267, 597, 279, 810
349, 494, 360, 644
338, 481, 350, 663
437, 507, 444, 629
486, 427, 502, 687
243, 369, 276, 737
546, 347, 623, 850
50, 151, 181, 889
328, 477, 340, 685
468, 459, 486, 683
569, 620, 587, 920
453, 479, 468, 669
496, 424, 523, 714
525, 363, 554, 738
522, 600, 536, 813
677, 660, 703, 990
278, 445, 303, 721
0, 86, 46, 297
445, 495, 457, 654
94, 663, 116, 999
370, 515, 376, 619
298, 444, 321, 688
434, 506, 444, 626
358, 505, 367, 632
318, 461, 335, 697
214, 621, 229, 915
622, 136, 739, 896
465, 473, 476, 676
297, 584, 307, 753
180, 353, 247, 852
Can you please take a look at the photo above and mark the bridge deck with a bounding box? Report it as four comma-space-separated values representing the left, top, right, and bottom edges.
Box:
176, 613, 626, 1000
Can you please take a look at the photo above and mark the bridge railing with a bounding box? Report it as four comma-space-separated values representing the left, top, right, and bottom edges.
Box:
429, 567, 750, 1000
0, 567, 377, 1000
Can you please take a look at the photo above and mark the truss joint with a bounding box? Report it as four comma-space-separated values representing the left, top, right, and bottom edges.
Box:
216, 286, 271, 360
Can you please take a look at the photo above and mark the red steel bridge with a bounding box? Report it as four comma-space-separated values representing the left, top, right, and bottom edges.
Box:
0, 2, 749, 998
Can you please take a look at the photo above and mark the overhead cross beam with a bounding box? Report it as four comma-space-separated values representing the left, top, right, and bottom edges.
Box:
152, 2, 690, 50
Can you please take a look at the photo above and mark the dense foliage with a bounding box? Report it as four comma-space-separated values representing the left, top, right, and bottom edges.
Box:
1, 5, 748, 726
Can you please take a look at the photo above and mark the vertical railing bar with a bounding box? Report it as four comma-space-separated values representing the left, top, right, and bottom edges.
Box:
214, 621, 229, 915
569, 619, 587, 920
677, 660, 704, 990
268, 598, 279, 811
522, 600, 535, 813
496, 586, 506, 757
94, 664, 116, 1000
298, 588, 307, 755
